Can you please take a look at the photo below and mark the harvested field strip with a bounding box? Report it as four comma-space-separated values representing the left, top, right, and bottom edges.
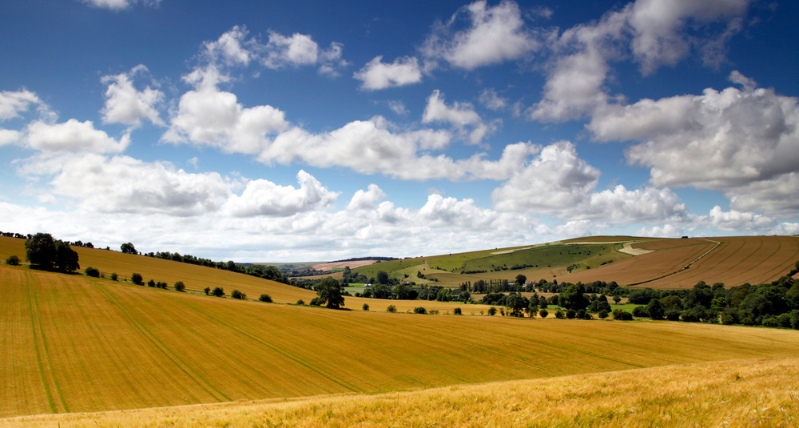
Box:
5, 357, 797, 428
632, 237, 710, 251
628, 239, 721, 286
89, 281, 229, 402
26, 271, 67, 414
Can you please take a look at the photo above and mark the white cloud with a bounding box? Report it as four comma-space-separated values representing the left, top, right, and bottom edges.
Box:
261, 32, 347, 75
422, 90, 496, 144
162, 67, 289, 154
20, 153, 232, 216
225, 170, 339, 217
101, 65, 165, 127
0, 129, 22, 146
588, 73, 799, 216
421, 0, 540, 70
347, 184, 387, 210
354, 56, 423, 90
203, 26, 253, 67
636, 224, 684, 238
26, 119, 130, 153
479, 88, 507, 111
387, 100, 408, 116
491, 141, 601, 213
584, 185, 689, 223
0, 89, 46, 121
704, 206, 774, 231
81, 0, 161, 11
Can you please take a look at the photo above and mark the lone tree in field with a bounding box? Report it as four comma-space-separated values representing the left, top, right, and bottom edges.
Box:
25, 233, 79, 272
314, 277, 345, 309
120, 242, 137, 254
6, 255, 20, 266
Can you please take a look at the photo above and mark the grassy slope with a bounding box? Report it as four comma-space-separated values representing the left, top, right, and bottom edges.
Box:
4, 357, 797, 427
3, 261, 799, 418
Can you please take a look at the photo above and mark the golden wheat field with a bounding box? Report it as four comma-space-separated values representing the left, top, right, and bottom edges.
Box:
3, 357, 797, 427
3, 260, 799, 419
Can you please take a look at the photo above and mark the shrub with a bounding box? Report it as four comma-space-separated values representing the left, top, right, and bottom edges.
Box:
632, 306, 649, 318
598, 310, 608, 319
211, 287, 225, 297
157, 282, 168, 289
231, 289, 246, 300
131, 273, 143, 285
110, 272, 118, 281
147, 279, 155, 287
666, 310, 681, 321
488, 307, 497, 316
613, 309, 633, 320
539, 309, 548, 318
413, 307, 427, 314
555, 310, 565, 319
204, 287, 210, 295
295, 299, 304, 305
762, 317, 780, 327
362, 303, 370, 311
566, 309, 576, 319
85, 266, 100, 277
791, 311, 799, 330
309, 297, 322, 306
174, 281, 185, 292
454, 307, 462, 315
258, 294, 273, 302
387, 305, 397, 313
5, 255, 20, 266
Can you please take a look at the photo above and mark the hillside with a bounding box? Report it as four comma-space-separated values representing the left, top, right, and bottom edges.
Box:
3, 357, 797, 427
3, 260, 799, 418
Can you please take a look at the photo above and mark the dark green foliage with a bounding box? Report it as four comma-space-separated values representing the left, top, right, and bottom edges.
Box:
120, 242, 137, 254
515, 274, 526, 287
110, 272, 118, 281
661, 295, 683, 311
598, 310, 609, 319
174, 281, 185, 291
387, 305, 397, 313
376, 271, 389, 284
505, 293, 528, 317
211, 287, 225, 297
666, 310, 681, 321
555, 310, 565, 319
131, 273, 143, 285
314, 277, 345, 309
231, 289, 246, 299
296, 299, 304, 305
147, 279, 155, 287
566, 309, 577, 319
791, 311, 799, 330
613, 309, 633, 320
6, 255, 20, 266
413, 307, 427, 314
487, 307, 497, 316
26, 233, 57, 268
647, 298, 666, 320
559, 284, 589, 310
362, 303, 370, 311
258, 294, 273, 302
454, 307, 462, 315
539, 309, 549, 318
85, 266, 100, 277
54, 241, 79, 272
632, 306, 649, 318
204, 287, 210, 295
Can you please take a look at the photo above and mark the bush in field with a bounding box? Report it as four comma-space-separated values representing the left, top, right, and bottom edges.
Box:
174, 281, 185, 292
296, 299, 304, 305
598, 310, 609, 319
387, 305, 397, 313
613, 309, 633, 320
258, 294, 272, 302
555, 310, 565, 319
309, 297, 322, 306
211, 287, 225, 297
157, 281, 168, 289
147, 279, 156, 287
566, 309, 577, 319
6, 255, 20, 266
539, 309, 548, 318
666, 310, 681, 321
204, 287, 210, 295
488, 307, 497, 316
110, 272, 118, 281
632, 306, 649, 318
647, 298, 666, 320
314, 277, 345, 309
131, 273, 143, 285
413, 307, 427, 314
231, 289, 246, 299
85, 267, 100, 277
577, 309, 590, 320
362, 303, 370, 311
454, 307, 462, 315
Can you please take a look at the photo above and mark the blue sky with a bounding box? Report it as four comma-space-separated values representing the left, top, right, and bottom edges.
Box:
1, 0, 798, 262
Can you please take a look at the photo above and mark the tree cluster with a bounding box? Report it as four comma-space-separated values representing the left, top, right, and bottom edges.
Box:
25, 233, 80, 272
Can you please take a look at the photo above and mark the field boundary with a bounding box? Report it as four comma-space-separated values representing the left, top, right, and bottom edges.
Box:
628, 239, 721, 286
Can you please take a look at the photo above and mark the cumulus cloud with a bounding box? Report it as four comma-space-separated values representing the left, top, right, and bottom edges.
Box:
225, 170, 339, 217
101, 65, 165, 127
347, 184, 387, 210
20, 153, 232, 216
0, 89, 47, 121
479, 88, 507, 111
421, 0, 540, 70
0, 129, 22, 146
261, 32, 347, 75
636, 224, 685, 238
81, 0, 161, 11
387, 100, 408, 116
354, 56, 422, 90
26, 119, 130, 153
422, 90, 496, 144
584, 185, 689, 223
203, 26, 253, 67
162, 66, 289, 154
703, 206, 774, 231
588, 72, 799, 216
